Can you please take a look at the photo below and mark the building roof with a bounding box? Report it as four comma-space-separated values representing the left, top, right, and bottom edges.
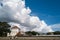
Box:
11, 26, 20, 30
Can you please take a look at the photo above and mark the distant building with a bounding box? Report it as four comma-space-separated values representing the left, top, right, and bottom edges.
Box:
7, 26, 25, 37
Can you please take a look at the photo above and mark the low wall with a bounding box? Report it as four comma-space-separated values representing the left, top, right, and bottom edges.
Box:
0, 35, 60, 40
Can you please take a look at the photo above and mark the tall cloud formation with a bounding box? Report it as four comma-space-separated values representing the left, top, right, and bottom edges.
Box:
0, 0, 53, 33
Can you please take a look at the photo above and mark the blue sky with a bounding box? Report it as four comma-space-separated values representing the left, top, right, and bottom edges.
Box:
26, 0, 60, 25
0, 0, 60, 32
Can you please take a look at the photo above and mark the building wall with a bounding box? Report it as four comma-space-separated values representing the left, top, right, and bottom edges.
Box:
11, 29, 19, 36
7, 26, 25, 37
8, 29, 19, 36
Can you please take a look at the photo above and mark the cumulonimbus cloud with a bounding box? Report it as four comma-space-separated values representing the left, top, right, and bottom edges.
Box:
0, 0, 53, 33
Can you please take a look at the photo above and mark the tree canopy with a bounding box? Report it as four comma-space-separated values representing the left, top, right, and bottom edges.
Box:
47, 31, 60, 35
25, 31, 40, 36
0, 22, 11, 37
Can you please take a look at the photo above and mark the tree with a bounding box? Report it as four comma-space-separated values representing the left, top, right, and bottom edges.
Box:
47, 31, 60, 35
0, 22, 11, 37
25, 31, 40, 36
53, 31, 60, 35
47, 32, 53, 35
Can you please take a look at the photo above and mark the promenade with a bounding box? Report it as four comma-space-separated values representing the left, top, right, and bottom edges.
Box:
0, 35, 60, 40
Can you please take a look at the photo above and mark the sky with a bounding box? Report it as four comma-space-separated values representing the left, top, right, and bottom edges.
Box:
26, 0, 60, 25
0, 0, 60, 32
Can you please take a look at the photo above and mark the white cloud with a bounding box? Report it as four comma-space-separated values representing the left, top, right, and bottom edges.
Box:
0, 0, 53, 33
50, 24, 60, 28
32, 20, 53, 33
50, 24, 60, 31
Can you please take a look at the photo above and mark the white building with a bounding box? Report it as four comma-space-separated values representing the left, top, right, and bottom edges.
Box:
7, 26, 25, 37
